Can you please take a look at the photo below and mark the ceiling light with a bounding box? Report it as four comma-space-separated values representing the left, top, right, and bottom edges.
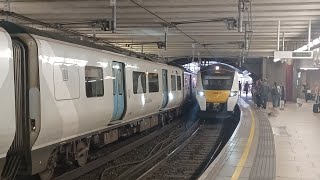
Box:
301, 45, 308, 51
309, 42, 315, 48
313, 38, 320, 46
273, 58, 281, 62
300, 67, 319, 70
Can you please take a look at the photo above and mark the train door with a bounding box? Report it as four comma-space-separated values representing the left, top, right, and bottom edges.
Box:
161, 69, 169, 108
1, 40, 30, 179
111, 62, 125, 121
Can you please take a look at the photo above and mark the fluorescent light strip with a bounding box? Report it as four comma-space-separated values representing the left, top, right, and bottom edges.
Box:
295, 37, 320, 51
300, 67, 319, 70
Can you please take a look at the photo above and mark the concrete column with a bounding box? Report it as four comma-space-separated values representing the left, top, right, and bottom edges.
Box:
262, 57, 267, 80
286, 59, 294, 101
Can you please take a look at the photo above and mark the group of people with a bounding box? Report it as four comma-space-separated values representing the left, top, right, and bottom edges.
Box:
249, 79, 286, 110
238, 81, 250, 97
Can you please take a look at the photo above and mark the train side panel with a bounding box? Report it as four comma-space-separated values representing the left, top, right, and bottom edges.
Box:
0, 28, 16, 174
227, 72, 239, 111
33, 38, 114, 150
15, 33, 186, 175
121, 59, 163, 121
166, 68, 184, 109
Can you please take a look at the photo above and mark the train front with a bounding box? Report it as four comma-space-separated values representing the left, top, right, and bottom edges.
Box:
196, 64, 239, 119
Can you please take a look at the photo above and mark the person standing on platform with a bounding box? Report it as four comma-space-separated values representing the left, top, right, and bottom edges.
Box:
271, 82, 280, 109
244, 81, 249, 97
260, 79, 270, 109
252, 81, 257, 104
315, 83, 319, 102
256, 80, 262, 108
239, 81, 242, 97
277, 84, 281, 107
280, 83, 286, 110
303, 83, 310, 102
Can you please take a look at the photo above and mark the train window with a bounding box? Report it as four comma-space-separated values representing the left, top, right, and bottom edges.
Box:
148, 73, 159, 93
85, 66, 104, 97
171, 75, 176, 91
133, 71, 146, 94
177, 76, 182, 90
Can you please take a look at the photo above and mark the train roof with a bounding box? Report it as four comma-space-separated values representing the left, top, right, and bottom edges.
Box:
0, 21, 171, 66
199, 62, 241, 73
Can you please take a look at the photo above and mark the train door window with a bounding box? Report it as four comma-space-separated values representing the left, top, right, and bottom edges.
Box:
54, 63, 80, 100
148, 73, 159, 93
177, 76, 181, 90
133, 71, 146, 94
117, 69, 123, 95
85, 66, 104, 97
112, 68, 124, 95
112, 68, 116, 95
171, 75, 176, 91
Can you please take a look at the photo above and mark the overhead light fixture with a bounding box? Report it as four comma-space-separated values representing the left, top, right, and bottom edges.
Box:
300, 67, 319, 70
295, 37, 320, 51
274, 58, 281, 62
301, 45, 308, 51
313, 38, 320, 46
215, 66, 220, 70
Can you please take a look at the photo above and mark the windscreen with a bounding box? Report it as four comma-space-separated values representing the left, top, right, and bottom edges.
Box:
201, 70, 234, 90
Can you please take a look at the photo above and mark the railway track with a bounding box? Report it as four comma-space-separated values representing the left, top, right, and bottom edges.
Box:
136, 120, 224, 180
51, 102, 238, 180
52, 120, 183, 180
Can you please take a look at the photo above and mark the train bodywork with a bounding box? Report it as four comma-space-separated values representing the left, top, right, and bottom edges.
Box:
0, 22, 196, 179
196, 63, 239, 119
0, 28, 16, 176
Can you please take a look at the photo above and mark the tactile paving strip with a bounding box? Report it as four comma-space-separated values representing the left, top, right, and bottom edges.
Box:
249, 108, 276, 180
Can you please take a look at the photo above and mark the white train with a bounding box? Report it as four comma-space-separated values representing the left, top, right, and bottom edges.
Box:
196, 63, 239, 118
0, 21, 196, 180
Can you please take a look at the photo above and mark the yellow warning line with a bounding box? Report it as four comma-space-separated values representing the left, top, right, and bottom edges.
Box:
231, 108, 255, 180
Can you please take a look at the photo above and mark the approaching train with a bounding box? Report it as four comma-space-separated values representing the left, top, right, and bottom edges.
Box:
196, 63, 239, 118
0, 21, 196, 180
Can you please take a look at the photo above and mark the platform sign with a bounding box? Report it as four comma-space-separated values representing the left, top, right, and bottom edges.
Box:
110, 0, 116, 6
274, 51, 313, 59
292, 52, 313, 58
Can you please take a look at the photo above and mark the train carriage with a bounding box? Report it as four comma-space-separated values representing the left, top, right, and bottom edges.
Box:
196, 63, 239, 119
0, 21, 195, 180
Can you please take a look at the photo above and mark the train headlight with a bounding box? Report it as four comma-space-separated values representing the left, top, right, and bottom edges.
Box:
230, 91, 238, 97
197, 90, 204, 96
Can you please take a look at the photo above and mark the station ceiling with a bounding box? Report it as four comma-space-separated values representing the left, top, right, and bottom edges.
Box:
1, 0, 320, 63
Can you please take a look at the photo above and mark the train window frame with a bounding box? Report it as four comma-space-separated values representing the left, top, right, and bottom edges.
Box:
85, 66, 104, 98
148, 73, 159, 93
171, 75, 176, 91
133, 71, 147, 94
177, 75, 182, 90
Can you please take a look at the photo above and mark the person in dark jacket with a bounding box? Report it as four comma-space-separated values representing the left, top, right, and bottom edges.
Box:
260, 79, 270, 109
244, 81, 249, 97
255, 80, 262, 108
239, 81, 242, 96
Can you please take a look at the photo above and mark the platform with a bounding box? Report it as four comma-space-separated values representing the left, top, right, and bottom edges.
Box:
199, 98, 276, 180
268, 102, 320, 180
200, 98, 320, 180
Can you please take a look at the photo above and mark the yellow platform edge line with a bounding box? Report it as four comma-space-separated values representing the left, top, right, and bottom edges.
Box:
231, 108, 255, 180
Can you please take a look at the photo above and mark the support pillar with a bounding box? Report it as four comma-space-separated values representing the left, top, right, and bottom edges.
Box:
262, 57, 267, 80
286, 59, 294, 101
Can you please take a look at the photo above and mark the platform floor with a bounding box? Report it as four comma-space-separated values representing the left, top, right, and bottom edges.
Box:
199, 98, 320, 180
268, 102, 320, 180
